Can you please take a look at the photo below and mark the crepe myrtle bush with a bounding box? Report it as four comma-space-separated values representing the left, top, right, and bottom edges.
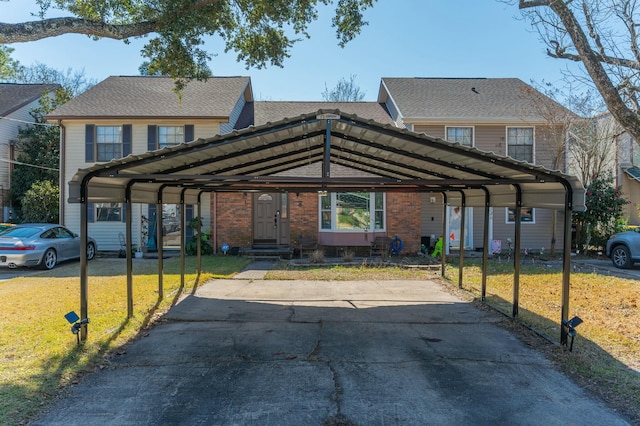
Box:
573, 172, 629, 252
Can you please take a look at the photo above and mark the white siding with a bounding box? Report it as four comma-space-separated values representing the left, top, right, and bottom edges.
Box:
63, 120, 219, 250
0, 98, 47, 190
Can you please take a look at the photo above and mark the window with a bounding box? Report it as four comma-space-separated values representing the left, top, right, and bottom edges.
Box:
320, 192, 385, 231
506, 207, 535, 224
96, 126, 122, 161
507, 127, 534, 163
446, 127, 473, 146
96, 203, 121, 222
158, 126, 184, 148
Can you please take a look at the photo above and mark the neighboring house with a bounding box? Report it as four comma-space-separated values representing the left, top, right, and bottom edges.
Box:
0, 83, 60, 221
377, 77, 576, 253
49, 76, 578, 255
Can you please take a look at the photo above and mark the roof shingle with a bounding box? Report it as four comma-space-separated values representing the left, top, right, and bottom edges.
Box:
0, 83, 60, 116
380, 77, 573, 122
46, 76, 251, 119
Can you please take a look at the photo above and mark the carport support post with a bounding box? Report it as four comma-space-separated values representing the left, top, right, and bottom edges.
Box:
180, 189, 186, 288
197, 192, 202, 274
156, 193, 164, 299
512, 186, 522, 318
79, 179, 89, 341
561, 190, 573, 345
441, 193, 447, 277
481, 190, 490, 301
125, 189, 133, 318
458, 193, 466, 289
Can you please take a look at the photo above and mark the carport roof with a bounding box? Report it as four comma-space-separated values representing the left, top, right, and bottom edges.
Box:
68, 109, 585, 210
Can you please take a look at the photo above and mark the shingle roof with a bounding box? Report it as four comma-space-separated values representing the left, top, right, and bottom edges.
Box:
46, 76, 251, 119
0, 83, 60, 116
235, 101, 392, 129
379, 77, 573, 122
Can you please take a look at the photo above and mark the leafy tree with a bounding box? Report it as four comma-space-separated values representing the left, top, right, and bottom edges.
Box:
10, 88, 71, 220
0, 44, 20, 79
573, 172, 629, 252
513, 0, 640, 144
20, 180, 59, 223
322, 74, 366, 101
0, 0, 376, 89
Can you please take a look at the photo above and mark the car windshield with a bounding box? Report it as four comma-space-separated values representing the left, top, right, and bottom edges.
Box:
0, 227, 42, 239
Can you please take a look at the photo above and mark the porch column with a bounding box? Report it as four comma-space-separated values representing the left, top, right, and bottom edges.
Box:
561, 184, 574, 345
513, 185, 522, 317
458, 192, 466, 289
180, 189, 187, 288
481, 188, 490, 301
441, 193, 447, 277
79, 176, 90, 341
156, 188, 164, 299
125, 183, 133, 318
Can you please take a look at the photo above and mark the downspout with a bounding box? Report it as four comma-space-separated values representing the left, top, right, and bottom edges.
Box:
58, 120, 66, 225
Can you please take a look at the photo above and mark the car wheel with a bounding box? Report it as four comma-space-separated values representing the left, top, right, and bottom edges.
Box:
611, 245, 632, 269
40, 248, 57, 270
87, 242, 96, 261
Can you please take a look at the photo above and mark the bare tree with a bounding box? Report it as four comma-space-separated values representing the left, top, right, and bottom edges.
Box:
322, 74, 366, 101
514, 0, 640, 142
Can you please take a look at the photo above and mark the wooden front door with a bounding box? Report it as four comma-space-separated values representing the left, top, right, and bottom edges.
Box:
253, 193, 290, 247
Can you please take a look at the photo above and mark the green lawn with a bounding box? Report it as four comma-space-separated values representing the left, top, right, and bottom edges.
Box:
1, 256, 638, 424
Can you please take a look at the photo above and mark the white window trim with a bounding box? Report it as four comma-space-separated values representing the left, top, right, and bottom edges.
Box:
445, 125, 475, 147
318, 192, 386, 232
95, 125, 123, 162
158, 125, 185, 149
505, 126, 535, 163
505, 207, 536, 224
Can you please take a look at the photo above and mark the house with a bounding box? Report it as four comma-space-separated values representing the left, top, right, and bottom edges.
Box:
377, 77, 576, 253
0, 83, 60, 221
48, 76, 580, 256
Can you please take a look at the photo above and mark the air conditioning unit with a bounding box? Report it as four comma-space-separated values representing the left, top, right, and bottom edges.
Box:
3, 206, 15, 222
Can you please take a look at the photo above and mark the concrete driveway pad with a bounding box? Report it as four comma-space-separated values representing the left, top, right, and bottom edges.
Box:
33, 278, 629, 425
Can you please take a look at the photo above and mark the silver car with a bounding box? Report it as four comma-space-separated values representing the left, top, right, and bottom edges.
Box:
606, 227, 640, 269
0, 224, 96, 270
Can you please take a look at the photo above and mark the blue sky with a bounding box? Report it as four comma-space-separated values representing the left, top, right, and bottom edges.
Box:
3, 1, 584, 101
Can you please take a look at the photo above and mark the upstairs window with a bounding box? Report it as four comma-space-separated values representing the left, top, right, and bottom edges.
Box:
507, 127, 534, 163
446, 126, 473, 146
96, 126, 122, 162
320, 192, 385, 231
158, 126, 185, 148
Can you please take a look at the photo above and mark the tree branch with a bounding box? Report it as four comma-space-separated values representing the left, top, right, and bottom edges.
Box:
519, 0, 552, 9
0, 17, 158, 43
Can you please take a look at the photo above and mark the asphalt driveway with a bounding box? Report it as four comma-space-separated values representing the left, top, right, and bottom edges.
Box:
32, 275, 629, 425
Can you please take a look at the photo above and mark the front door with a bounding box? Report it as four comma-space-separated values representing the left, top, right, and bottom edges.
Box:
253, 193, 290, 247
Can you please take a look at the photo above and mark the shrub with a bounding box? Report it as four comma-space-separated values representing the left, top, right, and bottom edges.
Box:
309, 249, 325, 264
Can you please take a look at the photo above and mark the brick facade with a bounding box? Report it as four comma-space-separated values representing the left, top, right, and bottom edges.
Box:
211, 191, 421, 255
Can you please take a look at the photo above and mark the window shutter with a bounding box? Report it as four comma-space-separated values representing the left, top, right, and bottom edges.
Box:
87, 203, 94, 223
85, 124, 95, 162
147, 204, 157, 250
122, 125, 132, 157
184, 124, 194, 142
147, 125, 157, 151
121, 203, 126, 223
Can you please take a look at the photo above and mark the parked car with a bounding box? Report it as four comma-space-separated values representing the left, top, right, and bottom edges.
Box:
606, 228, 640, 269
0, 224, 96, 270
0, 223, 14, 232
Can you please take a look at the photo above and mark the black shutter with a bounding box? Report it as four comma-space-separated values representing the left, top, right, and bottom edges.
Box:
147, 125, 157, 151
122, 125, 132, 157
184, 124, 194, 142
85, 124, 95, 162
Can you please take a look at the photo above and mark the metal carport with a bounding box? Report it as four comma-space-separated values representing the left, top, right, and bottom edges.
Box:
68, 110, 585, 344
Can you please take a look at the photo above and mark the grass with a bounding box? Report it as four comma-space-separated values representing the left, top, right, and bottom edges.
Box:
1, 256, 638, 424
0, 255, 250, 426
